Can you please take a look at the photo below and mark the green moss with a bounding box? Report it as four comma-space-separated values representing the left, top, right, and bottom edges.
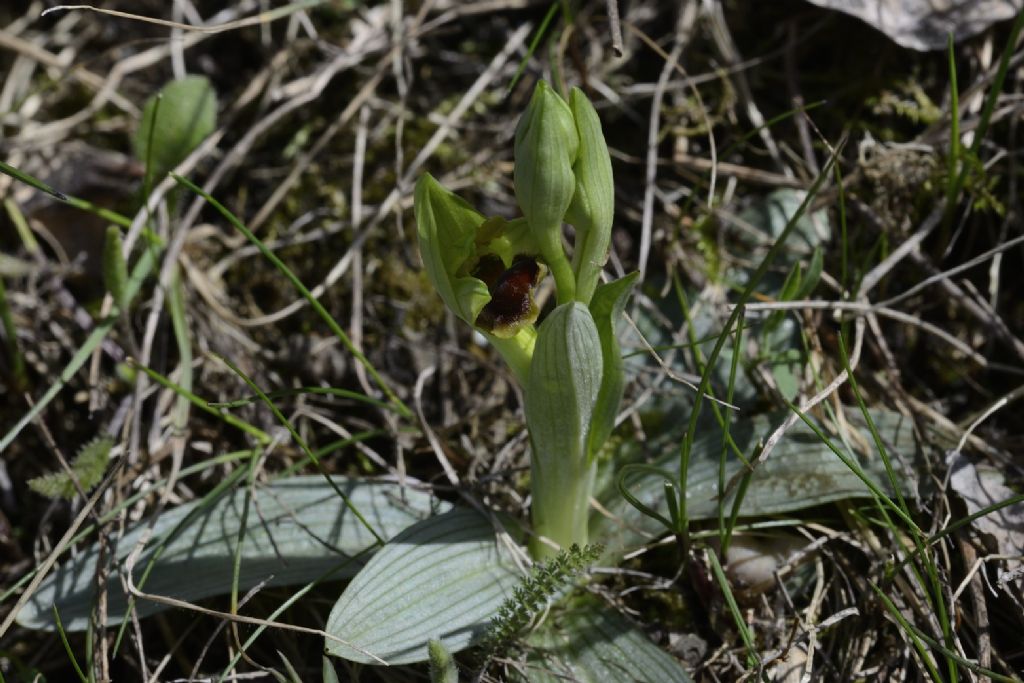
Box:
868, 80, 941, 127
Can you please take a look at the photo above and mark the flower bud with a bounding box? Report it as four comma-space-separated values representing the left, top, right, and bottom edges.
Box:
565, 87, 614, 305
514, 81, 579, 303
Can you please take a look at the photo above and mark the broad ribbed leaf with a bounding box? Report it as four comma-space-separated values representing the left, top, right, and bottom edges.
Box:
527, 302, 602, 464
325, 507, 522, 664
597, 410, 921, 555
17, 476, 446, 631
526, 302, 603, 555
525, 600, 692, 682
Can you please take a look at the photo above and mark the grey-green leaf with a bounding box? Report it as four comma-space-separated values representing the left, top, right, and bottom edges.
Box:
587, 273, 639, 460
17, 476, 447, 631
133, 75, 217, 182
324, 507, 522, 665
597, 409, 921, 556
322, 656, 340, 683
525, 600, 692, 682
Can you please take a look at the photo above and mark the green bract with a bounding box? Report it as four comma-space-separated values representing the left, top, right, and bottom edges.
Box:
416, 80, 632, 559
585, 272, 638, 459
525, 302, 602, 558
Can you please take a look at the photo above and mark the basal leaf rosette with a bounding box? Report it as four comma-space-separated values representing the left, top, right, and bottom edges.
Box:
415, 174, 544, 381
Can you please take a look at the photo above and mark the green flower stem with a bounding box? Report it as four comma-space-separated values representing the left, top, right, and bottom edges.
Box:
414, 81, 627, 563
541, 238, 577, 305
571, 218, 603, 305
530, 453, 596, 559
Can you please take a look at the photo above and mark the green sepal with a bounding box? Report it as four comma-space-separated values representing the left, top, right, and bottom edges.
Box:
415, 173, 492, 326
565, 87, 614, 305
416, 174, 543, 380
526, 302, 602, 557
586, 272, 638, 460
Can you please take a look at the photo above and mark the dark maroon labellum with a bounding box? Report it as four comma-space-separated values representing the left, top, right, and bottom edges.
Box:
474, 254, 542, 334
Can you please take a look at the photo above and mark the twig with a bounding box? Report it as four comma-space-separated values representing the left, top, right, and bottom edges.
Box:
631, 3, 704, 279
350, 104, 372, 399
0, 28, 137, 115
738, 299, 990, 367
907, 250, 1024, 361
414, 367, 460, 487
674, 155, 805, 189
246, 39, 395, 231
41, 1, 325, 34
877, 233, 1024, 308
606, 0, 623, 56
705, 0, 792, 179
858, 205, 943, 296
